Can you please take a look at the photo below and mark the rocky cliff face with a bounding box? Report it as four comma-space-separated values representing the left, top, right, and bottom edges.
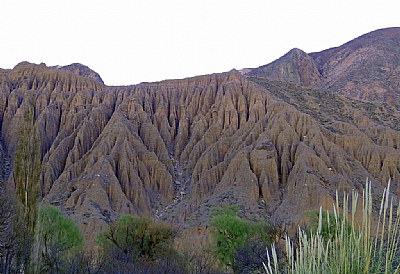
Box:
247, 27, 400, 105
246, 48, 321, 87
0, 28, 399, 247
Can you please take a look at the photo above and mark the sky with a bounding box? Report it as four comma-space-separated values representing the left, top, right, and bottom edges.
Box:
0, 0, 398, 86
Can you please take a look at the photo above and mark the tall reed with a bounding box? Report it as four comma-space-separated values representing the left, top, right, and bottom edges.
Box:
264, 179, 400, 274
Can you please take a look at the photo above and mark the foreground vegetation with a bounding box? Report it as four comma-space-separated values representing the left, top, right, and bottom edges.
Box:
264, 179, 400, 274
0, 200, 84, 273
3, 176, 399, 273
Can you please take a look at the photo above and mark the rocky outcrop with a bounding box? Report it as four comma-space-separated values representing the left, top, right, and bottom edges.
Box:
56, 63, 105, 85
247, 48, 321, 87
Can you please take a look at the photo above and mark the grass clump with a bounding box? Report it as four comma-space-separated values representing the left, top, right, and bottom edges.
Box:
265, 179, 400, 274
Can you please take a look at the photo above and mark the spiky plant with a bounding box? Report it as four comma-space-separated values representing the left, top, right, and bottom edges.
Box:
264, 179, 400, 274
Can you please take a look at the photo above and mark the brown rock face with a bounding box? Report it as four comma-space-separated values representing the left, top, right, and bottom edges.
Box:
247, 48, 322, 87
0, 29, 399, 247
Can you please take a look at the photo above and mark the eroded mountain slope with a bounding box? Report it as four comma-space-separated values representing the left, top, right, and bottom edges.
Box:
0, 62, 399, 245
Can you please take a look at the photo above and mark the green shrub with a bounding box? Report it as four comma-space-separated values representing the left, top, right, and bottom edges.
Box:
96, 214, 175, 260
95, 215, 187, 273
210, 205, 271, 268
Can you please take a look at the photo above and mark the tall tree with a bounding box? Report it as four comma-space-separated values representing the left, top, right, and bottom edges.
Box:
13, 97, 41, 235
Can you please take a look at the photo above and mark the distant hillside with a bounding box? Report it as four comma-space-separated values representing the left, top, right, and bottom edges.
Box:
246, 27, 400, 105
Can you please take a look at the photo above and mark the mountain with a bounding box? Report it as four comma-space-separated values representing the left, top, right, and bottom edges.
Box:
246, 27, 400, 105
0, 28, 399, 248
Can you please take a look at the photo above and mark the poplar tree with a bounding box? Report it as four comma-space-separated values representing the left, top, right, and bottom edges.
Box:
13, 97, 41, 235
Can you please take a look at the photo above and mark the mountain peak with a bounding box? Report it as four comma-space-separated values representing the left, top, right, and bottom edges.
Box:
287, 47, 307, 55
56, 63, 104, 84
247, 47, 321, 87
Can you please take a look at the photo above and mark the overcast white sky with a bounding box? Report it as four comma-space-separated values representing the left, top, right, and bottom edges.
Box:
0, 0, 398, 85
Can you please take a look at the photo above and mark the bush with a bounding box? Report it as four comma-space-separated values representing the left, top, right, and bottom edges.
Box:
210, 205, 271, 268
96, 214, 175, 260
96, 214, 186, 273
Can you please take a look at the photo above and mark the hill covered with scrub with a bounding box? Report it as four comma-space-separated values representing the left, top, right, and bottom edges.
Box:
0, 27, 399, 263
